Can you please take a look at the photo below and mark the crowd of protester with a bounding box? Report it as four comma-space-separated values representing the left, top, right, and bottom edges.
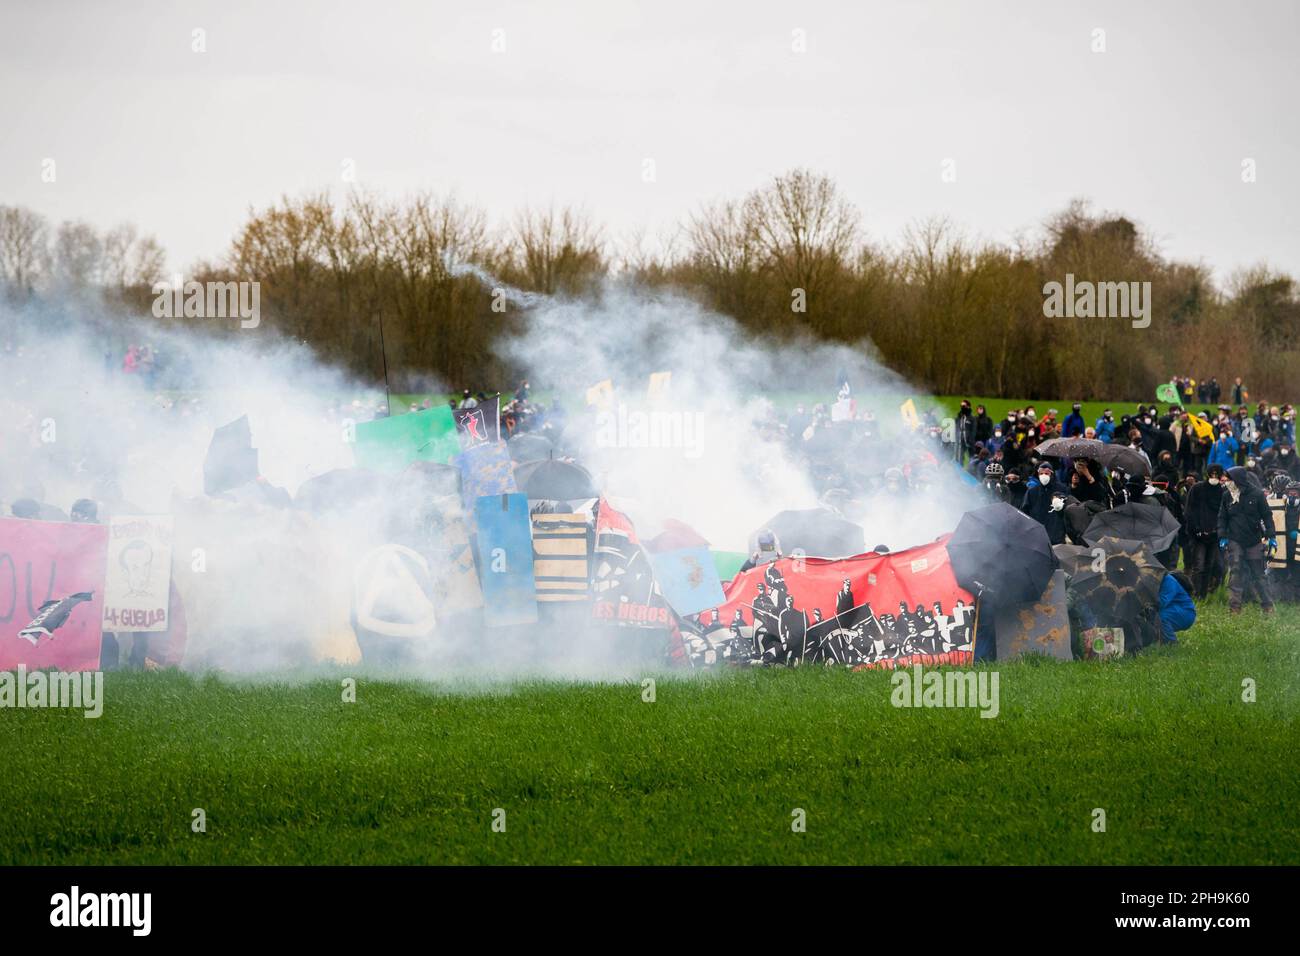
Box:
949, 398, 1298, 614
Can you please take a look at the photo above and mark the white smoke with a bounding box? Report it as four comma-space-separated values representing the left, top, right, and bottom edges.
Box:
0, 277, 982, 677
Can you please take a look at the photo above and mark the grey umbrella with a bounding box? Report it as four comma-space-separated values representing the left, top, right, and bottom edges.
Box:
507, 432, 555, 462
1037, 437, 1150, 476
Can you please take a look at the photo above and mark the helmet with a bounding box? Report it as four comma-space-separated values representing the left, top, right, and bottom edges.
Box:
984, 462, 1005, 478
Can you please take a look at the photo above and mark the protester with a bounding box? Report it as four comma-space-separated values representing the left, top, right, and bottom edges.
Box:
1218, 466, 1275, 613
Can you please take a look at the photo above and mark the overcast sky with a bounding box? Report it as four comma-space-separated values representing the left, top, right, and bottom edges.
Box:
2, 0, 1296, 281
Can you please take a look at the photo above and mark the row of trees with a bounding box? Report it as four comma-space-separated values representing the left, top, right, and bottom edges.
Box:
2, 170, 1297, 401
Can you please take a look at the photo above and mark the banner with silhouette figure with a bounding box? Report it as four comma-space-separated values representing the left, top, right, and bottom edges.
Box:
0, 518, 109, 671
680, 537, 975, 669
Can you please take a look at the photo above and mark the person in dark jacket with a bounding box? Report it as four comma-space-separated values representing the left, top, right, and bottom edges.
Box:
1185, 465, 1226, 598
1218, 466, 1275, 612
1062, 403, 1086, 438
1021, 461, 1070, 544
972, 405, 994, 447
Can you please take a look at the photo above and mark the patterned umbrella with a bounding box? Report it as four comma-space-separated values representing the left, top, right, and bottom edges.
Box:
1053, 536, 1164, 619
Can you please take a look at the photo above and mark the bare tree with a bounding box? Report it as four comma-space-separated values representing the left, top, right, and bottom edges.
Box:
0, 205, 49, 295
507, 205, 604, 294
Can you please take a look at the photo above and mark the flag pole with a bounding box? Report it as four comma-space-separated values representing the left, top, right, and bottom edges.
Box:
376, 311, 392, 416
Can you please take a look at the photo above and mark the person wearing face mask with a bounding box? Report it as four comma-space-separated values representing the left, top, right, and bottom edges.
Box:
1062, 403, 1086, 438
1185, 466, 1227, 597
1217, 466, 1275, 614
1209, 427, 1239, 472
1000, 466, 1026, 509
1153, 450, 1180, 488
1262, 441, 1300, 481
1020, 461, 1070, 545
1095, 409, 1116, 444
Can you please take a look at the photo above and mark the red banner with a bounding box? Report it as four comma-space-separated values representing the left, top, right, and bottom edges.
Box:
685, 536, 976, 668
590, 500, 672, 628
0, 518, 109, 671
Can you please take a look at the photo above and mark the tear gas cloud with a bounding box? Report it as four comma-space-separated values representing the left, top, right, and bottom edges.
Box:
0, 281, 982, 677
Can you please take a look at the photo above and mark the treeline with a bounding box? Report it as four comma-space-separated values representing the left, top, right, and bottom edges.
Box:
2, 170, 1297, 401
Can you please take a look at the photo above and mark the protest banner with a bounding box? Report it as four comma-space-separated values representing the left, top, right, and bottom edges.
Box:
0, 517, 108, 671
103, 515, 174, 633
590, 499, 672, 628
353, 406, 459, 472
683, 537, 975, 669
453, 395, 501, 448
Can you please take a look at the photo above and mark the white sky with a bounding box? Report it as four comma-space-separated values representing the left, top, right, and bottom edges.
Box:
2, 0, 1296, 281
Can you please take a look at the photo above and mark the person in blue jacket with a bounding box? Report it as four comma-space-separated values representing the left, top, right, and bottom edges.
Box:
1062, 403, 1087, 438
1157, 570, 1197, 644
1095, 410, 1116, 443
1209, 427, 1240, 471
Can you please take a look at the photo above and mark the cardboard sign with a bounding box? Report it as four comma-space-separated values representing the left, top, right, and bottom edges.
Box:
457, 441, 518, 514
474, 494, 539, 626
0, 518, 108, 671
586, 379, 614, 410
423, 495, 484, 613
900, 399, 920, 431
103, 515, 174, 633
648, 546, 725, 617
531, 513, 590, 603
994, 570, 1072, 661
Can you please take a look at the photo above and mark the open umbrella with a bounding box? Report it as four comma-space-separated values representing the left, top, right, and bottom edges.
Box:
513, 458, 599, 500
750, 508, 865, 559
507, 433, 555, 462
1037, 437, 1150, 476
1053, 536, 1163, 619
946, 502, 1055, 605
1083, 501, 1180, 552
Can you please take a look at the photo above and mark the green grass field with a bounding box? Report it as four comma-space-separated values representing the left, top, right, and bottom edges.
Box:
2, 603, 1296, 866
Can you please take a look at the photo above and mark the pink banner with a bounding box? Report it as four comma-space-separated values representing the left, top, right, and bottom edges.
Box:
0, 518, 108, 671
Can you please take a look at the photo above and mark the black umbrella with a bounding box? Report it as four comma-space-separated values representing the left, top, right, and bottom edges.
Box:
1037, 437, 1150, 476
946, 502, 1055, 605
750, 508, 865, 559
513, 458, 599, 500
1083, 501, 1180, 552
507, 433, 555, 462
1054, 536, 1163, 619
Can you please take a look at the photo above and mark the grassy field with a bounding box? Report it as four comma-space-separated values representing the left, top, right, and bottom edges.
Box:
2, 603, 1296, 866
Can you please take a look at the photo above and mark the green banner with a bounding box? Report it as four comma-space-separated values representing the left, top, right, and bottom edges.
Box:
711, 550, 748, 585
352, 406, 459, 472
1155, 382, 1180, 403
